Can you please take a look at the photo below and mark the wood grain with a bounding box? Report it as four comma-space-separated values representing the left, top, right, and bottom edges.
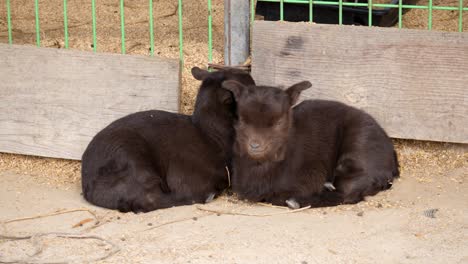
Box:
252, 21, 468, 143
0, 44, 179, 160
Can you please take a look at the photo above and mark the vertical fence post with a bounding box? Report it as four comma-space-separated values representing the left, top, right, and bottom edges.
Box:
224, 0, 250, 66
280, 0, 284, 21
91, 0, 97, 52
208, 0, 213, 64
149, 0, 154, 56
398, 0, 403, 29
428, 0, 433, 30
309, 0, 313, 23
338, 0, 343, 25
6, 0, 12, 44
63, 0, 69, 49
120, 0, 126, 54
178, 0, 184, 67
251, 0, 255, 24
34, 0, 40, 46
459, 0, 463, 32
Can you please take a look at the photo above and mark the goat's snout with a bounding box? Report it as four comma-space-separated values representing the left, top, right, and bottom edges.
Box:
249, 141, 261, 150
247, 139, 268, 158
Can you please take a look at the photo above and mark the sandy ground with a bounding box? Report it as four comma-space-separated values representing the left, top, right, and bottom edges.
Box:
1, 146, 467, 264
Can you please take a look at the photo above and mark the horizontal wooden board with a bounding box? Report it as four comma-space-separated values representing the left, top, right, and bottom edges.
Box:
0, 44, 179, 160
252, 21, 468, 144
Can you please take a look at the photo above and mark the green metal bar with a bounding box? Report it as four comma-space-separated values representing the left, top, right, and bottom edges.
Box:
306, 1, 336, 5
459, 0, 464, 32
149, 0, 154, 56
6, 0, 12, 44
309, 0, 313, 22
208, 0, 213, 63
373, 4, 466, 10
342, 2, 368, 7
34, 0, 40, 46
91, 0, 97, 52
280, 0, 284, 21
368, 0, 372, 27
257, 0, 468, 30
258, 0, 468, 9
178, 0, 184, 67
338, 0, 342, 25
120, 0, 126, 54
63, 0, 69, 49
428, 0, 433, 30
434, 5, 468, 11
257, 0, 468, 10
398, 0, 402, 29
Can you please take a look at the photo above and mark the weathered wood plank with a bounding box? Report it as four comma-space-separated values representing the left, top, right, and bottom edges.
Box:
0, 44, 179, 160
252, 21, 468, 144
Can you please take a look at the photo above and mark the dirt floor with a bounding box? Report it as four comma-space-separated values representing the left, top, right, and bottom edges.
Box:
0, 141, 466, 263
0, 1, 467, 263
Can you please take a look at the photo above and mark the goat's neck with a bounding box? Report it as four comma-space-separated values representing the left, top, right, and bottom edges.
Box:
191, 112, 233, 158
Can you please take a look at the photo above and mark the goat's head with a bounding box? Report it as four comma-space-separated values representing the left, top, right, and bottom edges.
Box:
222, 80, 311, 162
191, 67, 255, 121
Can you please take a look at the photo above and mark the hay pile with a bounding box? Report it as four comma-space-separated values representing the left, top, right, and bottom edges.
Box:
0, 0, 225, 114
0, 0, 466, 187
393, 139, 467, 182
402, 0, 468, 31
0, 139, 465, 189
0, 153, 80, 188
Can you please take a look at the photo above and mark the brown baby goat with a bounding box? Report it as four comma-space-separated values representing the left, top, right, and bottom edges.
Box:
223, 80, 399, 209
81, 67, 255, 213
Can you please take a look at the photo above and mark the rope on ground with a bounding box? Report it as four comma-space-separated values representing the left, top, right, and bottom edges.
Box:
196, 204, 311, 217
4, 208, 97, 224
142, 212, 214, 232
0, 232, 119, 264
0, 208, 118, 263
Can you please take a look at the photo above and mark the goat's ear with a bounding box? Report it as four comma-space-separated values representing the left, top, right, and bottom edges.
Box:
285, 81, 312, 106
222, 80, 246, 99
218, 89, 234, 105
191, 67, 210, 81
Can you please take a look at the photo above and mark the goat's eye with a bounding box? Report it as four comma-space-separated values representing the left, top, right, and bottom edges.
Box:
223, 96, 233, 105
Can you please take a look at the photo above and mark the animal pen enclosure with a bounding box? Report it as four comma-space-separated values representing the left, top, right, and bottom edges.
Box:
0, 0, 467, 263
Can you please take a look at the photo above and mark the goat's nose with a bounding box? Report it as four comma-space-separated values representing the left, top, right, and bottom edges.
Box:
249, 142, 260, 150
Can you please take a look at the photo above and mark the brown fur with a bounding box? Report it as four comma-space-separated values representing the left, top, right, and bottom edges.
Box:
223, 80, 399, 208
81, 68, 255, 213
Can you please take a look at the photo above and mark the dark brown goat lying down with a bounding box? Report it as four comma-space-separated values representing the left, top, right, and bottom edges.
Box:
222, 80, 399, 209
81, 67, 255, 213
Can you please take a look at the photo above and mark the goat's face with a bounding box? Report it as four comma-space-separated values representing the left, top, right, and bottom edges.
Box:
222, 81, 312, 162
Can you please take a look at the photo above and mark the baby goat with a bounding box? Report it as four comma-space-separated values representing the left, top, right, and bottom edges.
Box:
81, 67, 255, 213
223, 80, 399, 208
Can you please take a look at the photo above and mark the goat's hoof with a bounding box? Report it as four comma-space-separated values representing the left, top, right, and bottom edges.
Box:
324, 182, 336, 191
285, 198, 300, 210
205, 193, 216, 203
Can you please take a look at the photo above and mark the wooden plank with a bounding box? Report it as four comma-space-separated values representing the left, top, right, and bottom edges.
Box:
0, 44, 179, 160
252, 21, 468, 144
224, 0, 250, 65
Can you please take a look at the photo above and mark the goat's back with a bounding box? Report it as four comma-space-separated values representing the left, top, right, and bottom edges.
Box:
81, 110, 228, 212
293, 99, 398, 203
